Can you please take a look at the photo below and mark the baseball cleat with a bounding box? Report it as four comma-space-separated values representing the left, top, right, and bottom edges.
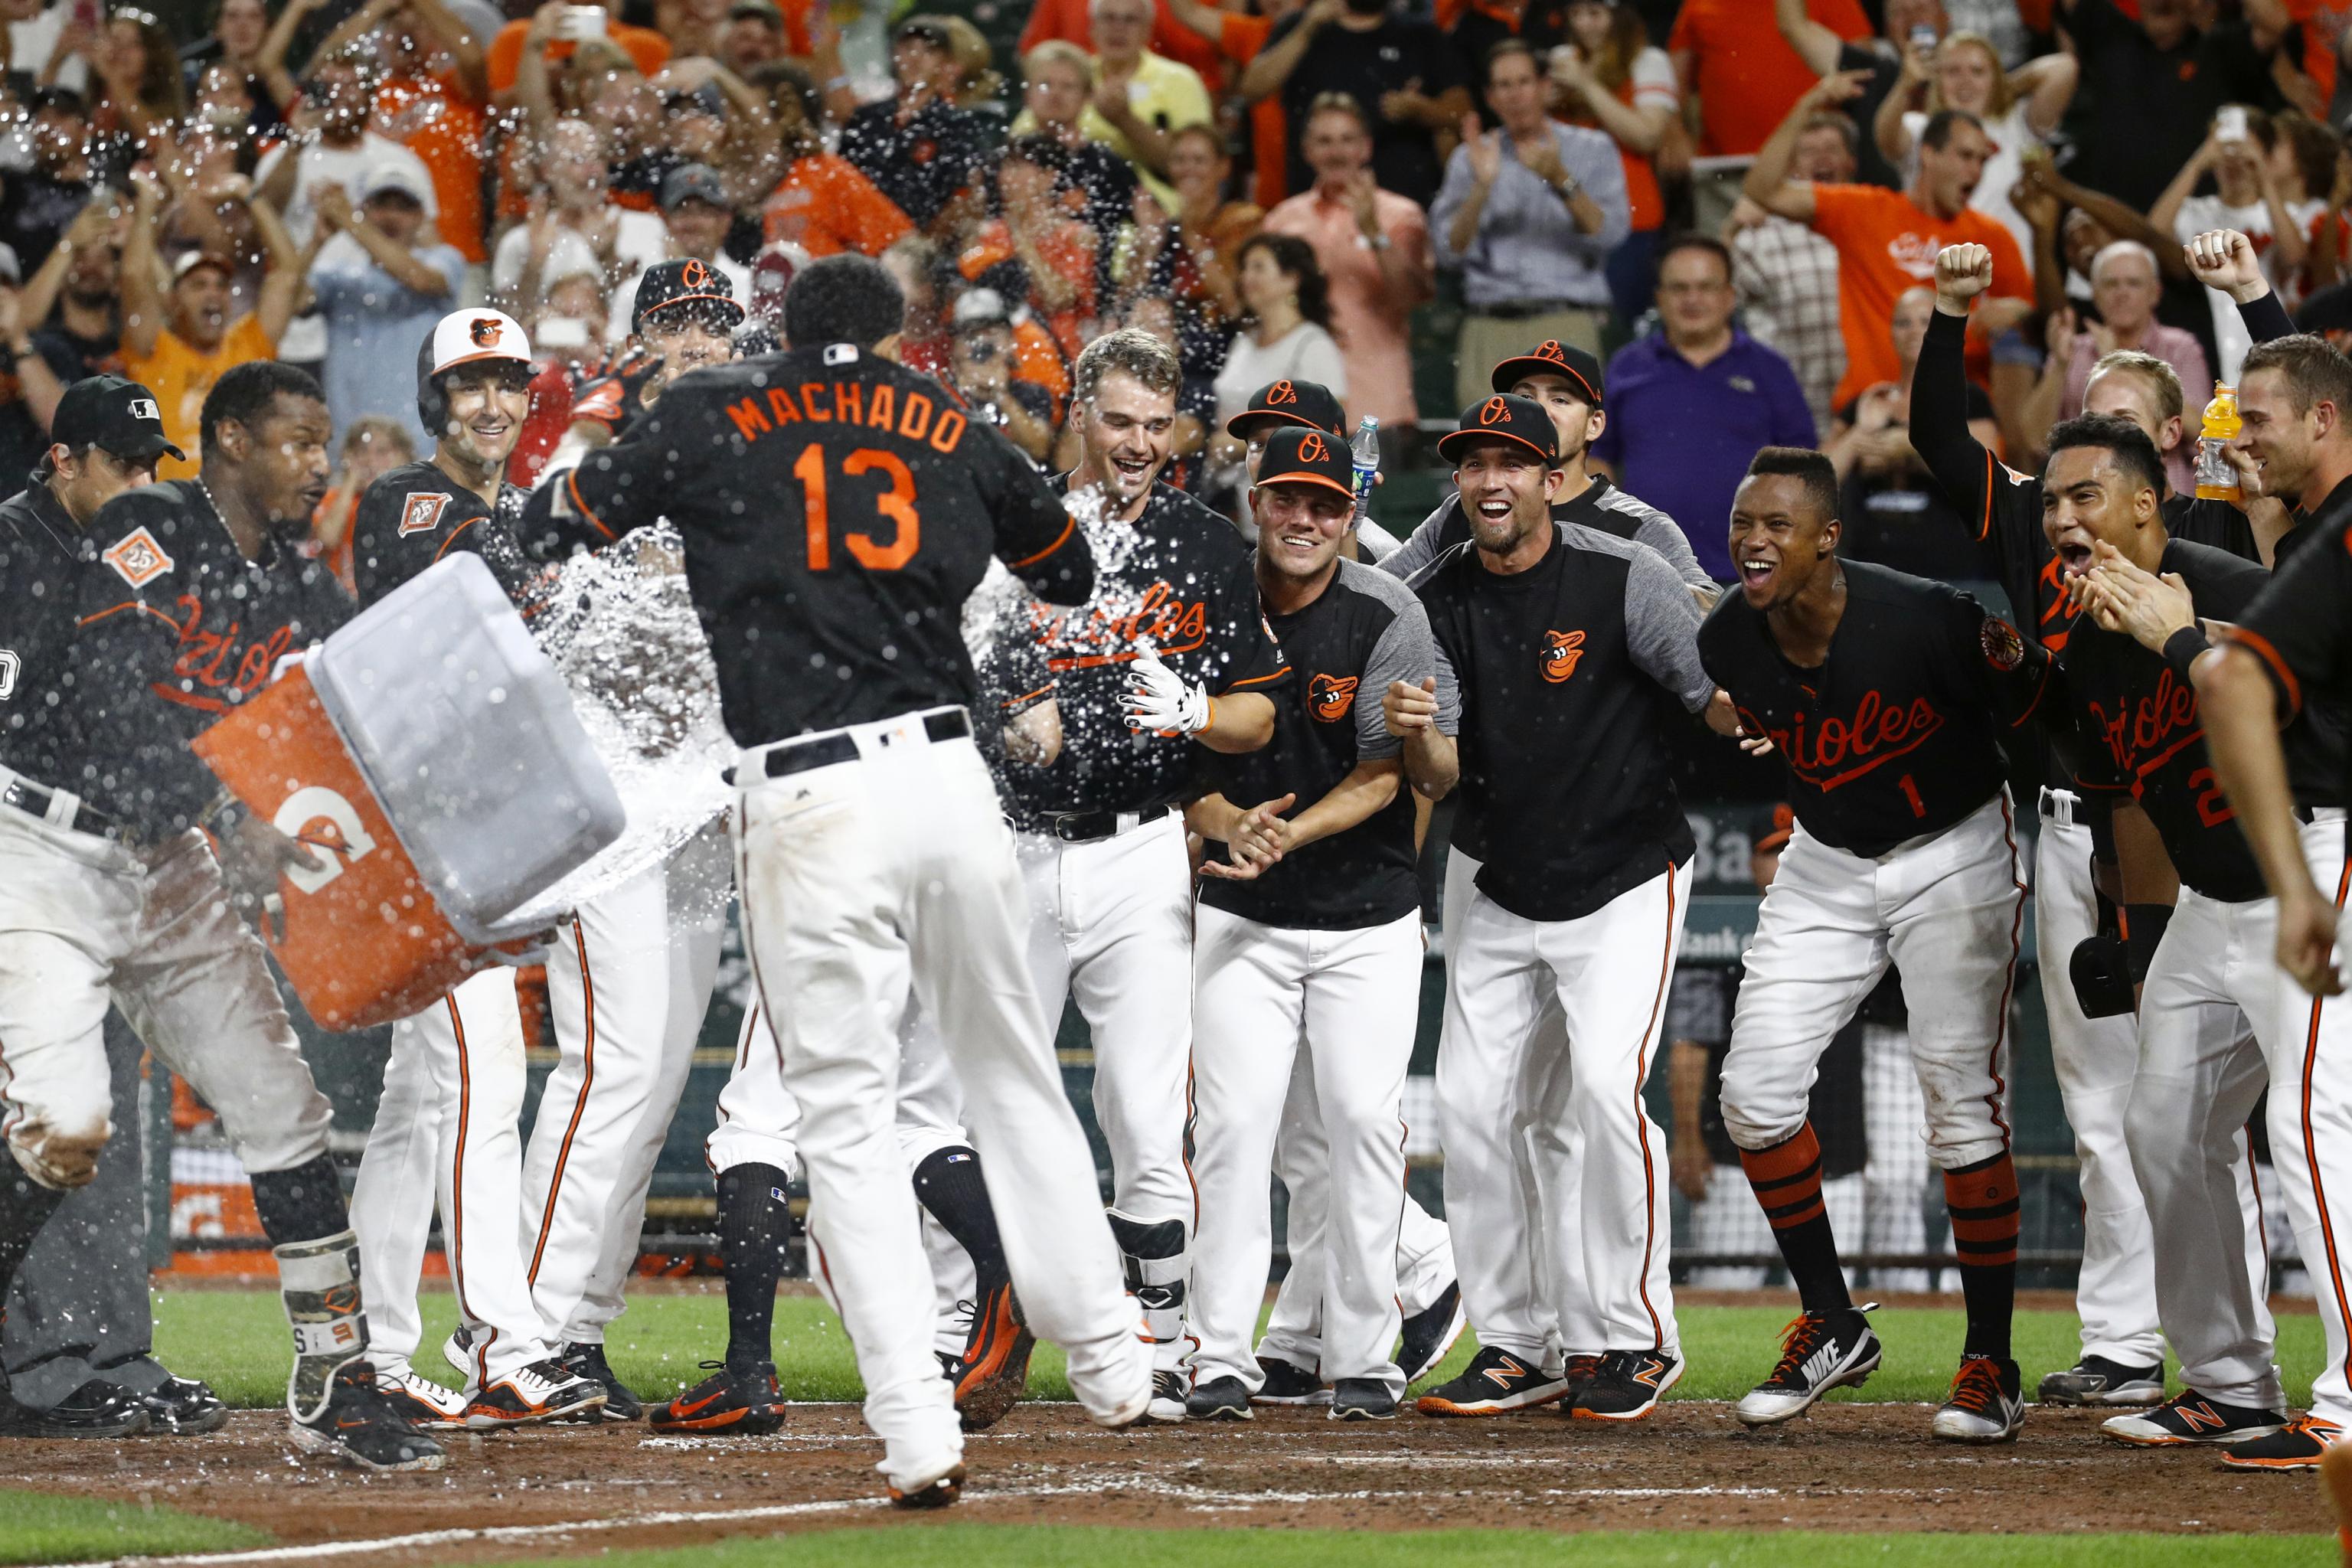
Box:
1557, 1352, 1605, 1410
1187, 1375, 1253, 1421
1397, 1282, 1467, 1386
889, 1462, 965, 1510
558, 1342, 644, 1423
136, 1375, 230, 1435
290, 1363, 445, 1472
1734, 1307, 1882, 1427
0, 1379, 150, 1438
1253, 1355, 1331, 1406
1135, 1368, 1188, 1424
1329, 1379, 1399, 1420
441, 1326, 474, 1380
463, 1359, 608, 1428
1414, 1346, 1570, 1416
648, 1361, 787, 1435
954, 1283, 1035, 1432
2221, 1415, 2343, 1471
2102, 1390, 2285, 1446
2038, 1355, 2165, 1407
374, 1366, 469, 1430
1931, 1355, 2024, 1443
1571, 1350, 1681, 1421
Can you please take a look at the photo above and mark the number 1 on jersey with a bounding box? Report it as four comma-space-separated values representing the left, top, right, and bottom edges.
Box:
1897, 773, 1926, 818
795, 442, 921, 571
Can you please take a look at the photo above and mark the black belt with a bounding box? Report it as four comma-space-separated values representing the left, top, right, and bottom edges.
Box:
758, 709, 970, 782
1036, 806, 1168, 844
1475, 299, 1591, 321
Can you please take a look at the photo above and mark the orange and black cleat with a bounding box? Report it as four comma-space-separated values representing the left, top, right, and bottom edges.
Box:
648, 1361, 787, 1436
954, 1282, 1037, 1432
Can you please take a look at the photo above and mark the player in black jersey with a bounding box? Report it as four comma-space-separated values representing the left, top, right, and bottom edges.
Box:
1401, 394, 1713, 1422
1919, 238, 2284, 1407
2190, 332, 2352, 1470
1380, 340, 1713, 596
1702, 446, 2050, 1446
977, 328, 1288, 1423
2027, 413, 2319, 1459
534, 253, 1146, 1505
1178, 427, 1446, 1424
563, 260, 746, 454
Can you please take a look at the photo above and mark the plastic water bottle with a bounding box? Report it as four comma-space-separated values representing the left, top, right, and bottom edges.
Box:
1350, 416, 1380, 522
2195, 383, 2241, 501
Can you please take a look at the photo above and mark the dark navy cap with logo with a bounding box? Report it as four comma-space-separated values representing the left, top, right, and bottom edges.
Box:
632, 256, 746, 334
54, 374, 184, 462
1226, 378, 1346, 441
1489, 338, 1604, 407
1437, 393, 1560, 466
1253, 424, 1356, 499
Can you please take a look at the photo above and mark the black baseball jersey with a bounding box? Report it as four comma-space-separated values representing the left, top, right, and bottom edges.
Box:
2236, 480, 2352, 818
0, 478, 93, 794
990, 479, 1289, 825
569, 347, 663, 443
523, 344, 1093, 747
2058, 541, 2275, 902
348, 460, 536, 610
1698, 560, 2053, 858
1199, 558, 1444, 931
1382, 475, 1713, 593
1416, 522, 1713, 923
74, 481, 353, 835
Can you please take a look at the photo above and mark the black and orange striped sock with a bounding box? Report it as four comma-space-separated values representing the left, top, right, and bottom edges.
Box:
1740, 1123, 1851, 1315
1944, 1150, 2020, 1361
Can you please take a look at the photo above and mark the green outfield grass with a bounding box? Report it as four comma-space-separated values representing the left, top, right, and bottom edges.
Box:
0, 1488, 266, 1565
149, 1290, 2328, 1410
488, 1526, 2339, 1568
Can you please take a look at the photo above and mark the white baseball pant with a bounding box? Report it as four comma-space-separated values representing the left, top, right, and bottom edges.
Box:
1189, 906, 1419, 1397
1720, 792, 2024, 1172
734, 709, 1148, 1491
1439, 858, 1687, 1357
0, 812, 330, 1190
1256, 1042, 1456, 1375
351, 965, 554, 1387
524, 825, 729, 1351
1014, 812, 1195, 1369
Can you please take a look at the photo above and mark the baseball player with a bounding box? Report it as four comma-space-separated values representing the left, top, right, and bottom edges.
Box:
1181, 426, 1449, 1423
1396, 395, 1713, 1422
341, 308, 609, 1430
1918, 239, 2282, 1405
0, 382, 226, 1439
11, 364, 440, 1469
1220, 378, 1463, 1401
979, 328, 1288, 1422
1703, 446, 2052, 1444
525, 253, 1152, 1506
558, 258, 743, 456
2038, 410, 2321, 1460
2187, 331, 2352, 1471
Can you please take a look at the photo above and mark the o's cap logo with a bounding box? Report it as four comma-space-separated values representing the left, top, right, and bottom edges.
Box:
1535, 340, 1566, 363
469, 316, 502, 347
1298, 431, 1330, 463
682, 259, 712, 289
1480, 397, 1511, 426
1308, 671, 1357, 720
102, 525, 174, 588
1540, 628, 1585, 683
1267, 381, 1297, 406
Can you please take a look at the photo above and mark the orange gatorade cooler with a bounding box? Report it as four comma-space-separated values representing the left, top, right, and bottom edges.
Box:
192, 554, 625, 1030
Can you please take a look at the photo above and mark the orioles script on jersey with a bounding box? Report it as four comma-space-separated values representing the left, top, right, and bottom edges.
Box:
1031, 578, 1213, 671
2082, 665, 2207, 795
723, 381, 969, 453
1737, 688, 1947, 792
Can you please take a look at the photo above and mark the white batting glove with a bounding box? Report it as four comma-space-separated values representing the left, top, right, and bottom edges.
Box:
1122, 649, 1212, 735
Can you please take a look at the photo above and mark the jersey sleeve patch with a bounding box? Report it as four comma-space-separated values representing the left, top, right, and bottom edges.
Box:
101, 524, 175, 588
398, 492, 453, 537
1981, 616, 2025, 671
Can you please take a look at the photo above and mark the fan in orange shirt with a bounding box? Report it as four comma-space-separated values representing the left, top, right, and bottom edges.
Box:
487, 0, 670, 94
301, 0, 493, 261
960, 142, 1098, 361
753, 63, 916, 257
1744, 70, 2031, 407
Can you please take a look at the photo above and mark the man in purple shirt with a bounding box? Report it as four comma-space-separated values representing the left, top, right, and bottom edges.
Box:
1593, 234, 1816, 582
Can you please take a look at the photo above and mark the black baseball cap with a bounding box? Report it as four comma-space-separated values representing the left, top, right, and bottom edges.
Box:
1253, 424, 1355, 500
54, 374, 182, 462
1225, 378, 1345, 441
1437, 393, 1560, 466
1490, 338, 1604, 405
632, 256, 746, 333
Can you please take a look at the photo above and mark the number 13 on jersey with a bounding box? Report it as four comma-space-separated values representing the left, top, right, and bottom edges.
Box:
795, 443, 920, 570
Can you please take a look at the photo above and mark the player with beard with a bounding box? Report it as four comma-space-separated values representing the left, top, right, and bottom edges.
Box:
982, 327, 1288, 1422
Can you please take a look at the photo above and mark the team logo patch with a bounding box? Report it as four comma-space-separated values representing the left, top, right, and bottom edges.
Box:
1532, 340, 1566, 364
1297, 431, 1331, 464
1308, 672, 1357, 721
1265, 380, 1298, 407
681, 258, 714, 289
1980, 616, 2026, 671
101, 525, 173, 587
1540, 629, 1585, 684
127, 397, 160, 422
398, 492, 452, 537
0, 648, 17, 700
469, 316, 503, 348
1478, 396, 1512, 426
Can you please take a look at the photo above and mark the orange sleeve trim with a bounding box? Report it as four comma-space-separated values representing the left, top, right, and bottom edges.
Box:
1004, 514, 1076, 570
566, 467, 618, 541
999, 684, 1054, 710
433, 516, 483, 561
1219, 665, 1292, 691
2228, 626, 2305, 719
1977, 449, 1996, 544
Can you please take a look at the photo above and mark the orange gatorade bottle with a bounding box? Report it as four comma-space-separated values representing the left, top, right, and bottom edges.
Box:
2196, 383, 2242, 501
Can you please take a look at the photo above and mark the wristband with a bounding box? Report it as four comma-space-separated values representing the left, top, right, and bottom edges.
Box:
2161, 622, 2210, 683
2119, 902, 2171, 982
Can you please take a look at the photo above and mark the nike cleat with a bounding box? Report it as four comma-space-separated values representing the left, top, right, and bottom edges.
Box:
648, 1360, 787, 1436
1734, 1307, 1882, 1427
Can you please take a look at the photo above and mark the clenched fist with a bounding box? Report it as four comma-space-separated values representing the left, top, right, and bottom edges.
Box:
2183, 228, 2269, 303
1935, 243, 1994, 315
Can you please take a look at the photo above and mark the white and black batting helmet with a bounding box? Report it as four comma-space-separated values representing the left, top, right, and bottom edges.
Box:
416, 308, 534, 438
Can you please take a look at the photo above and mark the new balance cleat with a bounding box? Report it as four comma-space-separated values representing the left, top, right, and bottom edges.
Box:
1734, 1308, 1882, 1426
1414, 1346, 1569, 1416
1570, 1350, 1681, 1421
2102, 1390, 2285, 1447
2221, 1415, 2342, 1471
